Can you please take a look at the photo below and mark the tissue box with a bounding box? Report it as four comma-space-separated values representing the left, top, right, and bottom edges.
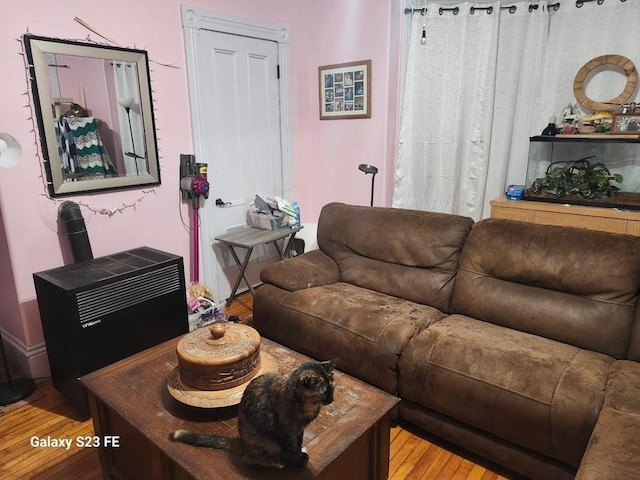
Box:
506, 185, 525, 200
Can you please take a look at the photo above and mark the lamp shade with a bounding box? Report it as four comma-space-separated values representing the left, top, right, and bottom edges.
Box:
358, 163, 378, 174
0, 133, 21, 168
117, 97, 136, 109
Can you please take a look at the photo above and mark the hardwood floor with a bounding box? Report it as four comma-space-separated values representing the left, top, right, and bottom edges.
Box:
0, 292, 513, 480
0, 380, 100, 480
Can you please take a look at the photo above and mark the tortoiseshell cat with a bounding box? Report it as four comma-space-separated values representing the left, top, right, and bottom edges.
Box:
171, 358, 338, 469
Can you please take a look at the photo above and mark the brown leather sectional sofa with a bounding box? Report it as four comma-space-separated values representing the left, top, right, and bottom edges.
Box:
253, 202, 640, 480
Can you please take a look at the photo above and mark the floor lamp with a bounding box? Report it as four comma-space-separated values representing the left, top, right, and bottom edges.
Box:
0, 334, 35, 405
118, 97, 144, 175
358, 164, 378, 207
0, 133, 36, 405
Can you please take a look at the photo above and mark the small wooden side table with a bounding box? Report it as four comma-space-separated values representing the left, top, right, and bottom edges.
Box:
215, 226, 302, 305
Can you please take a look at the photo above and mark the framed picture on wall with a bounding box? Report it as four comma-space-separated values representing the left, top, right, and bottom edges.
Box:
319, 60, 371, 120
612, 114, 640, 134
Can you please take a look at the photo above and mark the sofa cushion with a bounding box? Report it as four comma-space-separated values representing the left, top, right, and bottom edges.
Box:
451, 218, 640, 358
317, 203, 473, 312
398, 315, 614, 467
254, 282, 446, 394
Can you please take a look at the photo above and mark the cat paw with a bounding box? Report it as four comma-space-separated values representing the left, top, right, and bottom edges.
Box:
169, 430, 187, 441
292, 452, 309, 468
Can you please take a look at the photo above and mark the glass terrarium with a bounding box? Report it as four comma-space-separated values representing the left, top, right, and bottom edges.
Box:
524, 136, 640, 211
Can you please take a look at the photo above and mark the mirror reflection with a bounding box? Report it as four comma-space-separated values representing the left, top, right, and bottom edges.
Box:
24, 35, 160, 196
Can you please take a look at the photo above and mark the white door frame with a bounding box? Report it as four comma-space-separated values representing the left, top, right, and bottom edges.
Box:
181, 5, 292, 299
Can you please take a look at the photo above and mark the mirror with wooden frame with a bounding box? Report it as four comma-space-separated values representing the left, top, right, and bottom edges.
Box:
24, 34, 160, 196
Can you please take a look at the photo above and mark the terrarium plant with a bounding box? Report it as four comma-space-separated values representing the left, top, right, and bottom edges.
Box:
531, 155, 624, 199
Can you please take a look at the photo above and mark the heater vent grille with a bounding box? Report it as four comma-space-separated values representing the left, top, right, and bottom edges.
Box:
76, 264, 181, 324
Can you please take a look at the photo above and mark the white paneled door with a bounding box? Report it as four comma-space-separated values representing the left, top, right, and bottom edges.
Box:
182, 8, 291, 303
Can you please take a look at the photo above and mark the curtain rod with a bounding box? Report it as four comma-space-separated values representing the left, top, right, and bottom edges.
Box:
402, 4, 555, 15
404, 0, 626, 15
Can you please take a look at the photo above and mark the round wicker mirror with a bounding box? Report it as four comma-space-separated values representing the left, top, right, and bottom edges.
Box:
573, 55, 638, 111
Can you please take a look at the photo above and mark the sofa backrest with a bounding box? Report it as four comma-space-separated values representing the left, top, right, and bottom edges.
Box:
317, 203, 474, 312
451, 218, 640, 359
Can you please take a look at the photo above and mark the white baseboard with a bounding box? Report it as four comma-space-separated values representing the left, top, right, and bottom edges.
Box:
0, 328, 51, 380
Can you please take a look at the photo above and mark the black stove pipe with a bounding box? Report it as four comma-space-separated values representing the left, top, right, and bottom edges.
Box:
59, 201, 93, 262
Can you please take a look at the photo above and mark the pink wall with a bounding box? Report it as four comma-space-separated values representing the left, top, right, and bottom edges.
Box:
0, 0, 400, 352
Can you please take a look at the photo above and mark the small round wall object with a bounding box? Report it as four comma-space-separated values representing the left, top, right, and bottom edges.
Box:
573, 55, 638, 111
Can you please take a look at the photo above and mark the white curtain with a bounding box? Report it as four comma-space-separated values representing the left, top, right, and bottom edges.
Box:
483, 1, 549, 217
535, 0, 640, 132
535, 0, 640, 195
394, 0, 639, 219
113, 62, 147, 176
394, 2, 502, 219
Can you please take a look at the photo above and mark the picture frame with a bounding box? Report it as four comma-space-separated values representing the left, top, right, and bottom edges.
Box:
612, 113, 640, 134
319, 60, 371, 120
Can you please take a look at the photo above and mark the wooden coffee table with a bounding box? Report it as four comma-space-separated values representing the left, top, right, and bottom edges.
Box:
80, 335, 399, 480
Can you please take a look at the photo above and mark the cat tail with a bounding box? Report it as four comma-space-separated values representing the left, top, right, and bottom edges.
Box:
170, 430, 236, 451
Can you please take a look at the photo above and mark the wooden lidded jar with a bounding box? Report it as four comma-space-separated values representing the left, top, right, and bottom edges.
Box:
175, 323, 262, 391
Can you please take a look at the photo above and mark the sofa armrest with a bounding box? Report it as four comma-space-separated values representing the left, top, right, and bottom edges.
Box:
576, 361, 640, 480
602, 360, 640, 413
576, 408, 640, 480
260, 249, 339, 291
